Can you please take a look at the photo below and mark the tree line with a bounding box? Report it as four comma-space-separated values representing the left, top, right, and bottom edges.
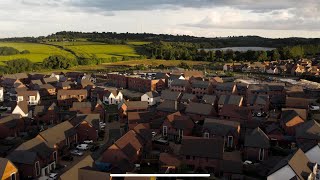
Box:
0, 46, 30, 56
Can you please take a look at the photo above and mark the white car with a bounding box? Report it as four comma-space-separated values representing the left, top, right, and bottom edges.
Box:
70, 149, 84, 156
48, 173, 58, 180
83, 140, 93, 144
76, 144, 89, 150
152, 131, 157, 137
243, 160, 253, 165
100, 122, 106, 126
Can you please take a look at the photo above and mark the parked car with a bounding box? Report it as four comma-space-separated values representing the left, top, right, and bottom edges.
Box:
70, 149, 84, 156
100, 122, 106, 126
61, 154, 74, 161
152, 131, 157, 137
76, 144, 89, 150
83, 140, 93, 144
90, 145, 100, 152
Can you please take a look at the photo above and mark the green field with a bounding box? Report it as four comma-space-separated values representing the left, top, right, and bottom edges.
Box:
65, 44, 139, 59
0, 42, 76, 63
127, 41, 151, 45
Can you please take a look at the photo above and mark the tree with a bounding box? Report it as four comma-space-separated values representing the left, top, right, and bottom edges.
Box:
5, 59, 34, 73
43, 55, 78, 69
271, 49, 280, 61
257, 51, 268, 62
225, 49, 234, 61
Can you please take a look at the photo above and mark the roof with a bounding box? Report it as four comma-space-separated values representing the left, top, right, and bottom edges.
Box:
203, 118, 240, 136
33, 105, 46, 116
114, 130, 145, 158
185, 102, 214, 115
71, 114, 101, 130
280, 110, 304, 124
0, 158, 9, 178
191, 80, 210, 89
282, 108, 307, 120
72, 102, 92, 110
39, 121, 76, 148
124, 101, 149, 110
31, 80, 43, 86
215, 83, 235, 91
171, 79, 189, 87
159, 153, 181, 167
60, 155, 94, 180
156, 100, 181, 113
15, 101, 29, 115
166, 112, 194, 130
244, 127, 270, 148
57, 89, 88, 99
180, 136, 223, 159
3, 73, 28, 80
248, 84, 269, 93
38, 83, 55, 90
144, 91, 159, 98
168, 74, 184, 80
286, 97, 313, 109
127, 111, 153, 124
180, 93, 197, 103
0, 114, 20, 128
219, 105, 251, 120
160, 90, 181, 101
43, 77, 58, 84
81, 78, 95, 88
201, 94, 217, 105
218, 95, 243, 106
268, 149, 313, 180
78, 167, 111, 180
247, 95, 269, 106
296, 120, 320, 141
133, 123, 152, 142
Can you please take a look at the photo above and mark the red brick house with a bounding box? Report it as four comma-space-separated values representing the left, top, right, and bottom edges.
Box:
180, 93, 197, 105
0, 157, 19, 180
215, 83, 236, 97
185, 102, 216, 122
219, 105, 252, 126
105, 72, 128, 89
161, 112, 194, 141
218, 94, 243, 111
57, 89, 88, 107
265, 123, 284, 141
0, 114, 22, 139
179, 136, 224, 173
7, 136, 57, 179
170, 79, 191, 93
70, 114, 100, 142
296, 120, 320, 145
33, 103, 58, 125
280, 110, 305, 136
244, 127, 270, 161
38, 121, 77, 154
201, 94, 217, 106
247, 94, 269, 113
127, 76, 165, 93
69, 102, 92, 114
102, 124, 151, 164
118, 101, 149, 123
190, 80, 213, 97
202, 118, 240, 149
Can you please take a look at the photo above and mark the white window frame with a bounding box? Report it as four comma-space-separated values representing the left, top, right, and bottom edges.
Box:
178, 129, 183, 138
53, 151, 58, 162
163, 126, 168, 137
204, 132, 209, 138
66, 137, 70, 146
18, 96, 23, 102
10, 172, 16, 180
227, 136, 233, 147
35, 161, 40, 176
259, 148, 265, 161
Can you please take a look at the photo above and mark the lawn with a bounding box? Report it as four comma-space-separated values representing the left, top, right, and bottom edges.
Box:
65, 44, 140, 60
127, 41, 151, 45
0, 42, 76, 63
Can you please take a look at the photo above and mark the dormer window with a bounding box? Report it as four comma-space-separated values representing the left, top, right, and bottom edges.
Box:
204, 132, 209, 138
18, 96, 23, 102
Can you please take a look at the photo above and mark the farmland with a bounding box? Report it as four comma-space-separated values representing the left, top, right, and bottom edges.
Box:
0, 42, 76, 63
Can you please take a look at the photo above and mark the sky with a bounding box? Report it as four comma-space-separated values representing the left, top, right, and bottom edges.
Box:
1, 0, 320, 38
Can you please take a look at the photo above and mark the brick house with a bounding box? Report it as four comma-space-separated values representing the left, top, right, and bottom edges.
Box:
12, 101, 31, 118
33, 103, 58, 125
296, 120, 320, 145
118, 101, 149, 123
202, 118, 240, 149
167, 74, 185, 88
7, 137, 57, 179
215, 83, 236, 97
179, 136, 224, 173
17, 90, 41, 105
0, 114, 23, 139
180, 93, 197, 105
38, 121, 77, 154
161, 111, 194, 141
201, 94, 217, 106
219, 105, 252, 128
156, 100, 184, 115
247, 95, 269, 113
141, 91, 160, 106
185, 102, 216, 122
127, 111, 153, 130
70, 114, 100, 142
105, 72, 128, 88
170, 79, 191, 93
160, 90, 182, 102
127, 76, 165, 93
190, 80, 213, 97
0, 158, 19, 180
244, 127, 270, 161
57, 89, 88, 107
280, 110, 305, 136
218, 94, 243, 111
69, 102, 92, 114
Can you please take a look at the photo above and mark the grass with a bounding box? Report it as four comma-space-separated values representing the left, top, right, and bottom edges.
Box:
103, 59, 210, 66
127, 41, 151, 45
63, 44, 139, 60
0, 42, 76, 63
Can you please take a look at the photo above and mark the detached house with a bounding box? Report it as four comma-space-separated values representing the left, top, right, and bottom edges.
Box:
185, 102, 216, 122
17, 90, 40, 105
0, 114, 22, 139
57, 89, 88, 107
0, 158, 19, 180
280, 110, 305, 136
70, 114, 101, 142
103, 90, 123, 105
39, 121, 77, 153
12, 101, 30, 118
244, 127, 270, 161
202, 118, 240, 149
296, 120, 320, 145
161, 112, 194, 141
7, 136, 56, 179
33, 103, 58, 125
247, 95, 269, 113
119, 101, 149, 123
141, 91, 160, 106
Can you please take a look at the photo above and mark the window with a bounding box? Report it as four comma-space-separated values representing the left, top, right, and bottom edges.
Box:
163, 126, 168, 137
35, 161, 40, 176
178, 129, 183, 138
66, 137, 70, 146
186, 155, 190, 160
53, 151, 58, 162
18, 96, 23, 102
10, 173, 16, 180
204, 132, 209, 138
259, 148, 265, 161
227, 136, 234, 148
